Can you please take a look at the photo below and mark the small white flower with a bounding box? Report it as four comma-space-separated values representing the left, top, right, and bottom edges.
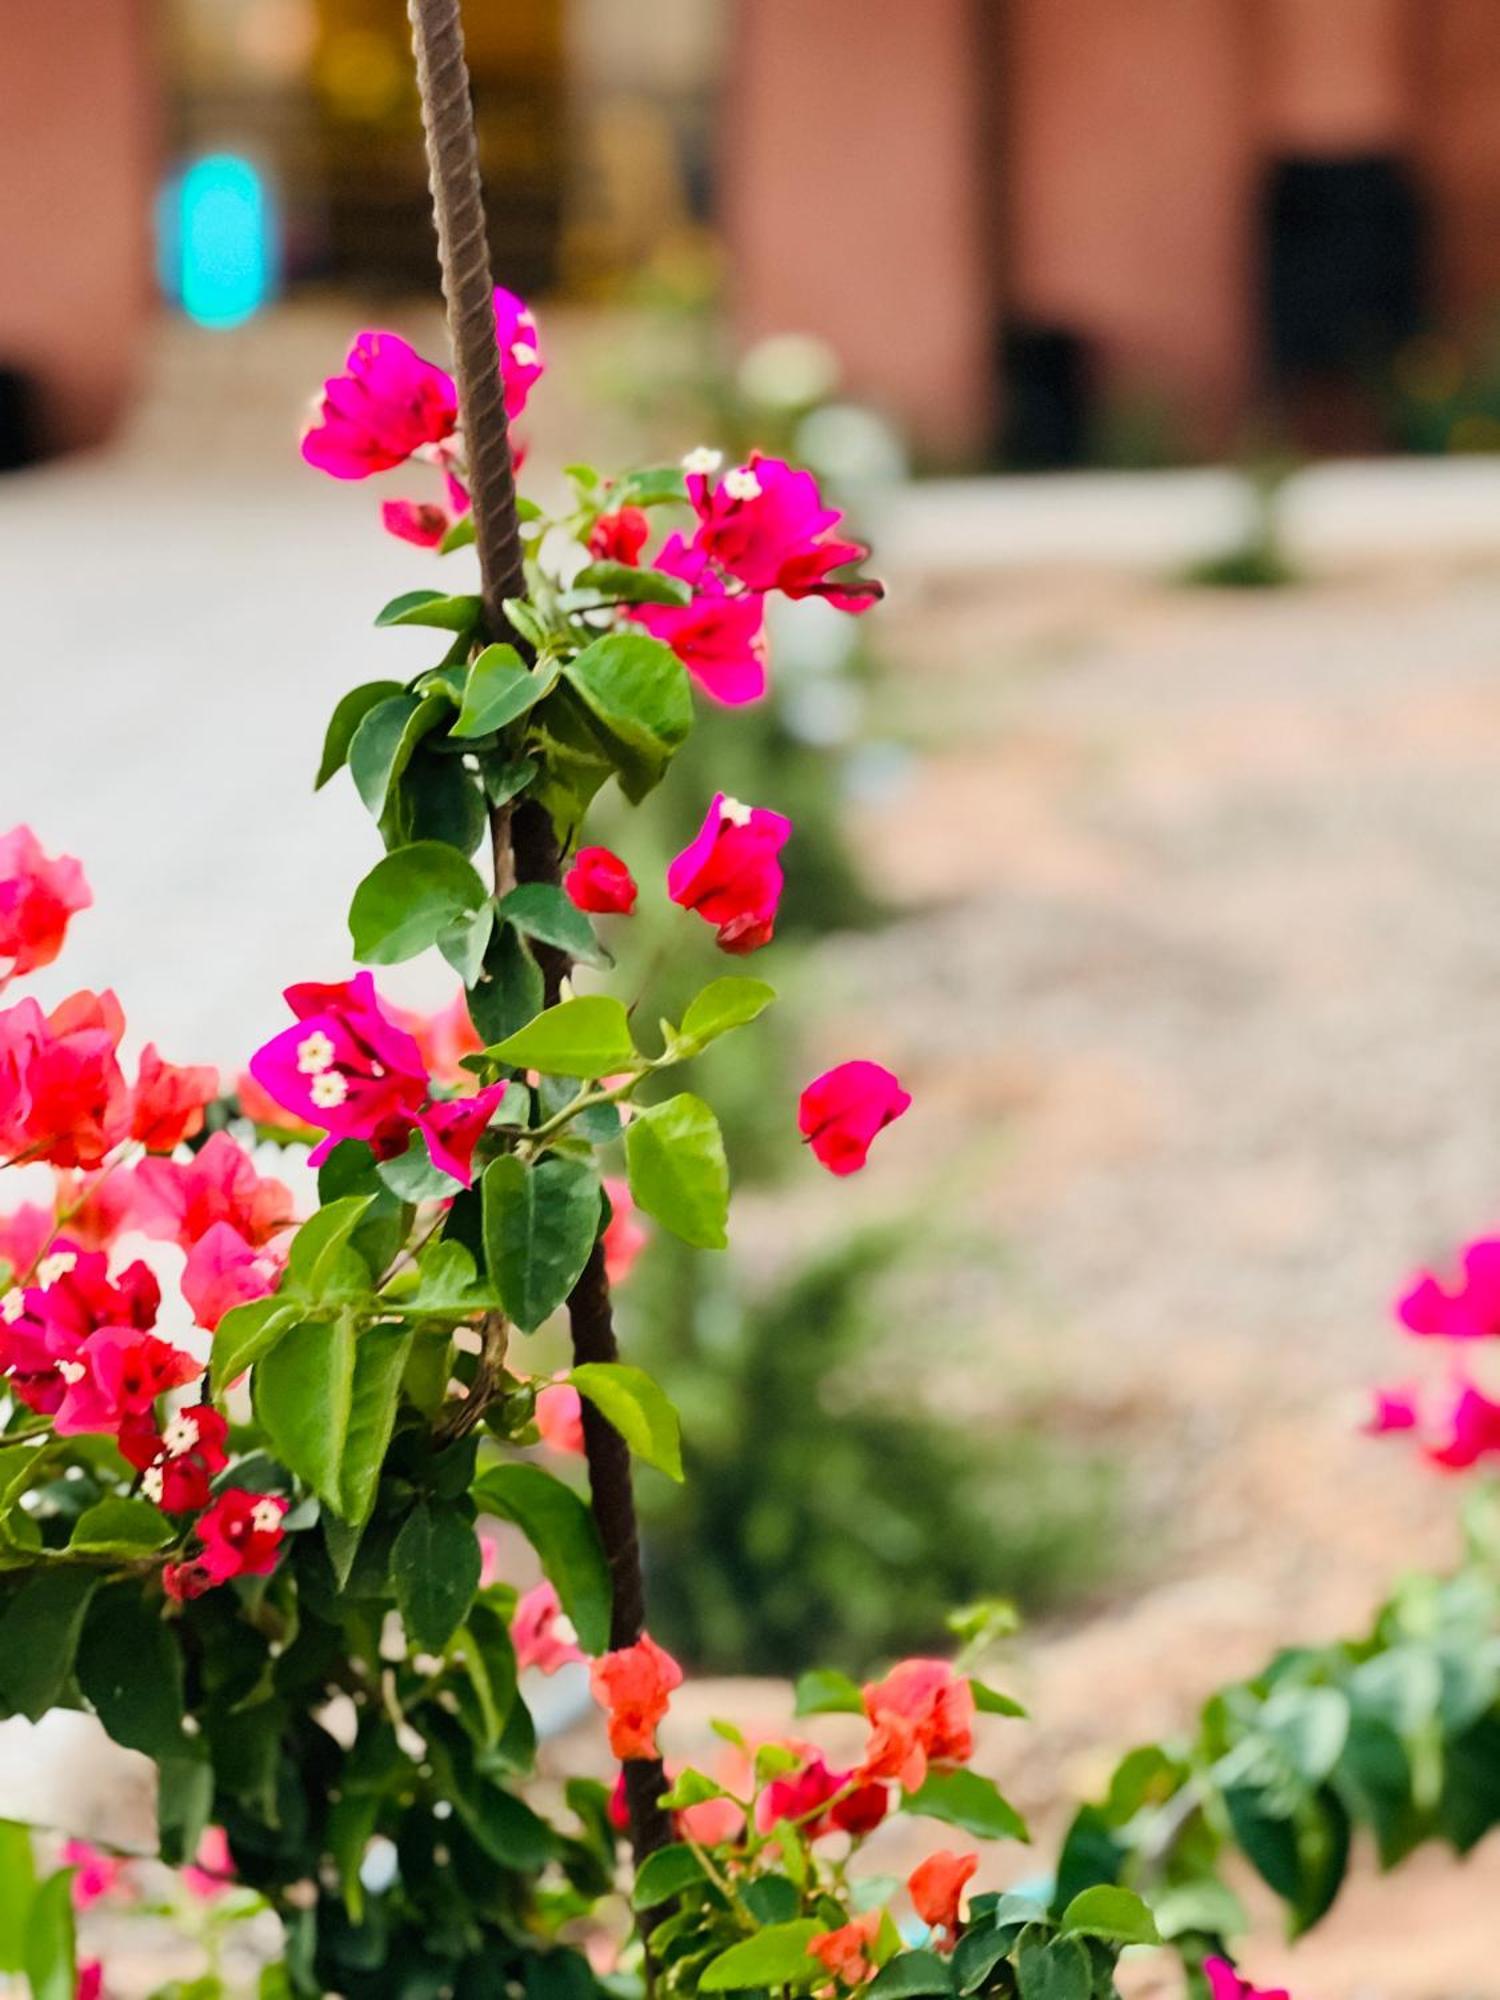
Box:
296, 1029, 336, 1075
723, 466, 763, 502
250, 1499, 284, 1535
682, 446, 723, 477
141, 1465, 165, 1504
510, 342, 539, 368
57, 1360, 86, 1385
163, 1411, 200, 1457
718, 796, 753, 827
35, 1251, 77, 1287
0, 1290, 23, 1324
310, 1070, 349, 1109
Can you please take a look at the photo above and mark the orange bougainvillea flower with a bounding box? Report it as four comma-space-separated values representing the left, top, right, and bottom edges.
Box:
130, 1044, 219, 1153
589, 1632, 683, 1760
807, 1910, 882, 1988
908, 1849, 978, 1943
860, 1659, 976, 1793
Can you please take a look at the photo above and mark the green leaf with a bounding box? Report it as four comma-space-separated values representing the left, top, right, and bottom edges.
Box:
157, 1749, 215, 1870
374, 588, 482, 632
954, 1923, 1022, 1997
348, 691, 452, 820
439, 513, 477, 553
970, 1678, 1027, 1718
392, 1502, 482, 1652
255, 1315, 355, 1513
502, 596, 551, 653
903, 1768, 1030, 1843
658, 1767, 729, 1810
339, 1322, 416, 1524
0, 1820, 35, 1973
486, 994, 636, 1080
700, 1919, 823, 1992
452, 644, 556, 739
794, 1667, 866, 1716
22, 1869, 76, 2000
482, 1155, 601, 1334
470, 1463, 610, 1654
570, 561, 693, 608
76, 1585, 186, 1759
1058, 1886, 1159, 1944
1016, 1934, 1091, 2000
482, 756, 538, 809
561, 631, 693, 804
317, 679, 405, 790
1151, 1880, 1246, 1940
568, 1362, 683, 1481
400, 1239, 500, 1315
868, 1952, 957, 1999
499, 883, 608, 967
614, 466, 690, 508
439, 901, 495, 989
69, 1497, 172, 1555
287, 1194, 377, 1296
624, 1093, 729, 1249
468, 924, 544, 1043
0, 1570, 99, 1722
674, 976, 776, 1057
211, 1296, 302, 1394
629, 1842, 707, 1909
350, 841, 489, 966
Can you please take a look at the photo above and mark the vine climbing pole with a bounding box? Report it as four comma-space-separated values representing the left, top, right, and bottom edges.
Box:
407, 0, 673, 1865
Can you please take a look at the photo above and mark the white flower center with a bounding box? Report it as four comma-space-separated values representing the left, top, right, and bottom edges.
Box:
310, 1070, 349, 1108
250, 1500, 284, 1535
141, 1465, 165, 1503
682, 446, 723, 476
0, 1290, 23, 1324
57, 1360, 86, 1385
163, 1412, 200, 1457
510, 342, 539, 368
35, 1251, 77, 1287
718, 796, 753, 827
723, 466, 763, 502
296, 1030, 336, 1075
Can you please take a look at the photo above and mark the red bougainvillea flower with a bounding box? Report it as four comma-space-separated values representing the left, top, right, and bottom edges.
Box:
908, 1850, 978, 1944
381, 498, 450, 548
757, 1750, 887, 1840
49, 1170, 137, 1253
1204, 1958, 1290, 2000
75, 1962, 104, 2000
133, 1132, 294, 1258
301, 331, 459, 479
62, 1841, 128, 1911
181, 1221, 285, 1333
860, 1659, 975, 1793
535, 1382, 585, 1455
589, 1631, 683, 1759
1426, 1380, 1500, 1470
53, 1328, 201, 1438
0, 827, 90, 987
688, 453, 882, 609
807, 1911, 882, 1988
1398, 1236, 1500, 1339
0, 991, 130, 1170
799, 1061, 912, 1176
0, 1243, 160, 1416
588, 506, 650, 566
565, 846, 638, 916
667, 793, 790, 954
633, 535, 768, 706
119, 1403, 230, 1513
233, 1069, 318, 1141
181, 1825, 234, 1902
603, 1178, 647, 1288
130, 1045, 219, 1153
511, 1581, 584, 1676
164, 1488, 290, 1601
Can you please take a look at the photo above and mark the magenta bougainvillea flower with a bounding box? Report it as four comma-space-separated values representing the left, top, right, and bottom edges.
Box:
180, 1826, 234, 1903
0, 827, 90, 988
416, 1084, 511, 1185
0, 990, 131, 1171
589, 1631, 683, 1760
130, 1044, 219, 1153
1398, 1236, 1500, 1339
687, 452, 882, 609
301, 331, 460, 479
564, 845, 638, 915
1205, 1958, 1290, 2000
587, 506, 650, 565
511, 1581, 584, 1676
62, 1841, 128, 1912
1426, 1380, 1500, 1470
491, 285, 543, 420
1365, 1385, 1419, 1435
667, 793, 791, 954
798, 1060, 911, 1176
632, 535, 768, 707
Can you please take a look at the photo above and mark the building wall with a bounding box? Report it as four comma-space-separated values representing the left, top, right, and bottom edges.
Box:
1419, 0, 1500, 323
0, 0, 156, 454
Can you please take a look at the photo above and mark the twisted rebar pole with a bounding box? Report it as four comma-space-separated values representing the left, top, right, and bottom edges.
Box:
407, 0, 670, 1869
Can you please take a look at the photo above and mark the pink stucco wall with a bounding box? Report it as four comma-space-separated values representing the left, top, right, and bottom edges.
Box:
0, 0, 156, 453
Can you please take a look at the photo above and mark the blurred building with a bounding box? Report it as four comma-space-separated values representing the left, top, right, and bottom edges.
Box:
9, 0, 1500, 468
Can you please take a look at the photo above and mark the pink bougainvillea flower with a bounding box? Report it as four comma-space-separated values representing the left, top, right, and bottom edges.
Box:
133, 1132, 294, 1256
181, 1825, 233, 1902
1204, 1958, 1290, 2000
0, 1201, 54, 1281
535, 1382, 585, 1455
492, 285, 544, 420
512, 1580, 585, 1676
233, 1069, 319, 1141
798, 1061, 912, 1176
1365, 1385, 1420, 1435
1, 1243, 160, 1417
1426, 1380, 1500, 1471
62, 1840, 128, 1911
249, 972, 430, 1166
49, 1170, 137, 1254
130, 1045, 219, 1154
119, 1403, 230, 1514
53, 1327, 201, 1439
633, 535, 768, 707
908, 1849, 978, 1944
667, 793, 790, 954
414, 1084, 509, 1188
165, 1488, 290, 1601
602, 1178, 647, 1288
589, 1631, 683, 1760
0, 827, 90, 986
565, 846, 638, 916
381, 498, 451, 548
181, 1220, 285, 1332
587, 506, 650, 566
807, 1911, 882, 1988
1398, 1236, 1500, 1340
859, 1659, 975, 1794
0, 990, 130, 1170
301, 331, 459, 479
75, 1962, 104, 2000
689, 453, 882, 609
